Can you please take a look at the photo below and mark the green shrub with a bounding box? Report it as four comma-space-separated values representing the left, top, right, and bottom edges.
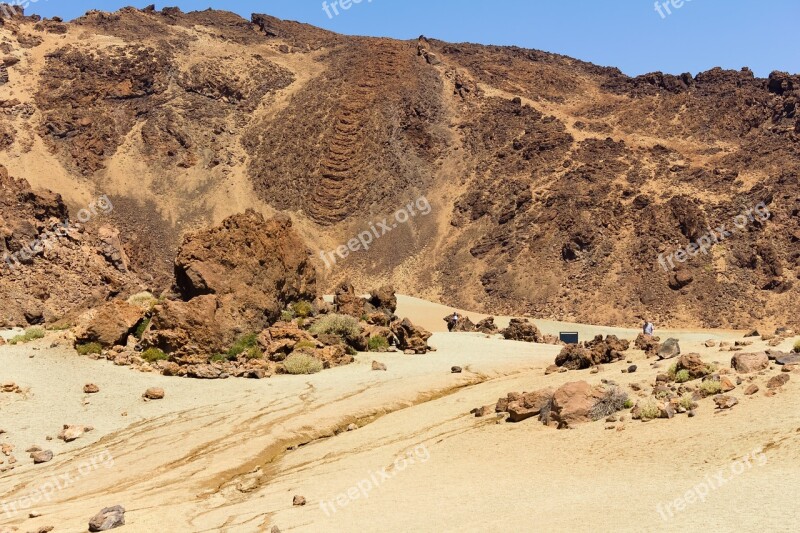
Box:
678, 393, 695, 411
309, 314, 361, 339
46, 323, 72, 331
76, 342, 103, 355
281, 310, 295, 322
294, 340, 317, 352
9, 327, 45, 345
589, 386, 630, 421
793, 339, 800, 353
666, 363, 678, 381
127, 291, 159, 311
134, 317, 151, 339
142, 348, 168, 362
699, 379, 722, 396
675, 369, 691, 383
623, 399, 634, 409
638, 399, 662, 421
283, 352, 323, 375
210, 353, 236, 362
291, 301, 314, 319
368, 335, 389, 352
227, 333, 261, 359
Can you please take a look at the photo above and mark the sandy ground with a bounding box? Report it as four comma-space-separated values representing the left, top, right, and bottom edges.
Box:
1, 296, 798, 532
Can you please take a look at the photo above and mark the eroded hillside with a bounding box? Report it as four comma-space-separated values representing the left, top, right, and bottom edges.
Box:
0, 5, 798, 328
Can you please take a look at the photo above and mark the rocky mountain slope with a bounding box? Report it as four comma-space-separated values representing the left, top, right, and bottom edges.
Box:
0, 5, 798, 329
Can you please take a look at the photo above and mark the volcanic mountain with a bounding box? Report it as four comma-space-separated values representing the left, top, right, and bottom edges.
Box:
0, 5, 798, 329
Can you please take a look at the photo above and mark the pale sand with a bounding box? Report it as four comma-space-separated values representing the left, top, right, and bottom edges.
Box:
0, 296, 797, 532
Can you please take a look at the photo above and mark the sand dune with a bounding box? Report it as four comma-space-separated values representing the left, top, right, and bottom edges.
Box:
1, 297, 797, 532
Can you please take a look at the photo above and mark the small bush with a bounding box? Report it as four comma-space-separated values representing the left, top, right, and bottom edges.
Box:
623, 398, 634, 409
793, 339, 800, 353
227, 333, 261, 359
678, 393, 695, 411
675, 369, 691, 383
368, 335, 389, 352
127, 291, 159, 311
142, 348, 169, 362
638, 399, 662, 421
134, 317, 151, 339
76, 342, 103, 355
589, 386, 630, 421
699, 379, 722, 396
46, 323, 72, 331
309, 314, 361, 339
291, 301, 314, 319
9, 327, 45, 345
283, 352, 323, 375
666, 363, 678, 381
210, 353, 236, 362
281, 310, 295, 322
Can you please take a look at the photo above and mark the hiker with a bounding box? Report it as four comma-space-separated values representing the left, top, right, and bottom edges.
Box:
444, 311, 460, 332
643, 320, 654, 336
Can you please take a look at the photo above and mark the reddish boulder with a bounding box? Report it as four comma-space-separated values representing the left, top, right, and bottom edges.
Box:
390, 318, 432, 354
675, 354, 711, 379
501, 318, 543, 343
731, 352, 769, 374
333, 281, 366, 318
75, 300, 145, 348
547, 381, 606, 428
505, 388, 555, 422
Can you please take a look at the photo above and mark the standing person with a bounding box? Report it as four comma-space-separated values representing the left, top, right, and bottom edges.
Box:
444, 311, 460, 332
643, 319, 654, 336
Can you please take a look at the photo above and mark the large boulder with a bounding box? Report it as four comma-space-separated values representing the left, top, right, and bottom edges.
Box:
555, 335, 628, 370
451, 316, 477, 332
367, 285, 397, 316
501, 318, 543, 343
546, 381, 606, 429
75, 300, 145, 348
475, 317, 499, 334
146, 211, 316, 358
634, 333, 660, 356
88, 505, 125, 532
675, 354, 711, 379
258, 321, 317, 362
504, 388, 555, 422
657, 338, 681, 360
390, 318, 432, 354
731, 352, 769, 373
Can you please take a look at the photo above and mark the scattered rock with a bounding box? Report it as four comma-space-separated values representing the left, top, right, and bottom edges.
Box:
371, 361, 387, 371
704, 340, 717, 347
293, 495, 306, 506
58, 425, 93, 442
744, 384, 759, 395
714, 395, 739, 409
88, 505, 125, 532
675, 354, 712, 379
500, 318, 544, 343
767, 374, 790, 389
719, 376, 736, 392
731, 352, 769, 373
31, 450, 53, 464
75, 300, 146, 348
627, 365, 637, 374
657, 338, 681, 360
451, 366, 463, 374
84, 383, 100, 394
472, 405, 494, 417
143, 387, 165, 400
504, 388, 555, 423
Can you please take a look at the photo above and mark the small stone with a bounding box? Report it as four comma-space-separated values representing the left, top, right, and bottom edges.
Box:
26, 445, 42, 453
767, 374, 790, 389
451, 366, 463, 374
473, 405, 493, 418
346, 423, 357, 431
371, 361, 387, 371
744, 384, 759, 395
605, 415, 618, 423
143, 387, 165, 400
84, 383, 100, 394
31, 450, 54, 464
688, 409, 697, 417
627, 365, 638, 374
88, 505, 125, 532
293, 495, 306, 506
719, 377, 736, 392
714, 395, 739, 409
545, 364, 559, 375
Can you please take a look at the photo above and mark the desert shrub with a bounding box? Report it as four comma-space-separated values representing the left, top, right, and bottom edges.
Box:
309, 314, 361, 340
283, 352, 323, 375
706, 362, 719, 373
142, 348, 168, 362
589, 386, 630, 421
368, 335, 389, 352
623, 398, 634, 409
793, 339, 800, 353
76, 342, 102, 355
210, 353, 237, 362
699, 379, 722, 396
9, 327, 45, 345
675, 369, 691, 383
291, 301, 314, 319
654, 388, 671, 400
678, 393, 695, 410
638, 399, 662, 421
667, 363, 678, 381
127, 291, 159, 311
134, 317, 151, 339
281, 310, 295, 322
46, 322, 72, 331
227, 333, 261, 359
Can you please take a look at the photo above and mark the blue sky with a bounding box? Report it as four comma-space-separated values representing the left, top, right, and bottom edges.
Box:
21, 0, 799, 77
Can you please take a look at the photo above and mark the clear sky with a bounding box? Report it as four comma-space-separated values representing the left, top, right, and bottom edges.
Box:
20, 0, 800, 78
